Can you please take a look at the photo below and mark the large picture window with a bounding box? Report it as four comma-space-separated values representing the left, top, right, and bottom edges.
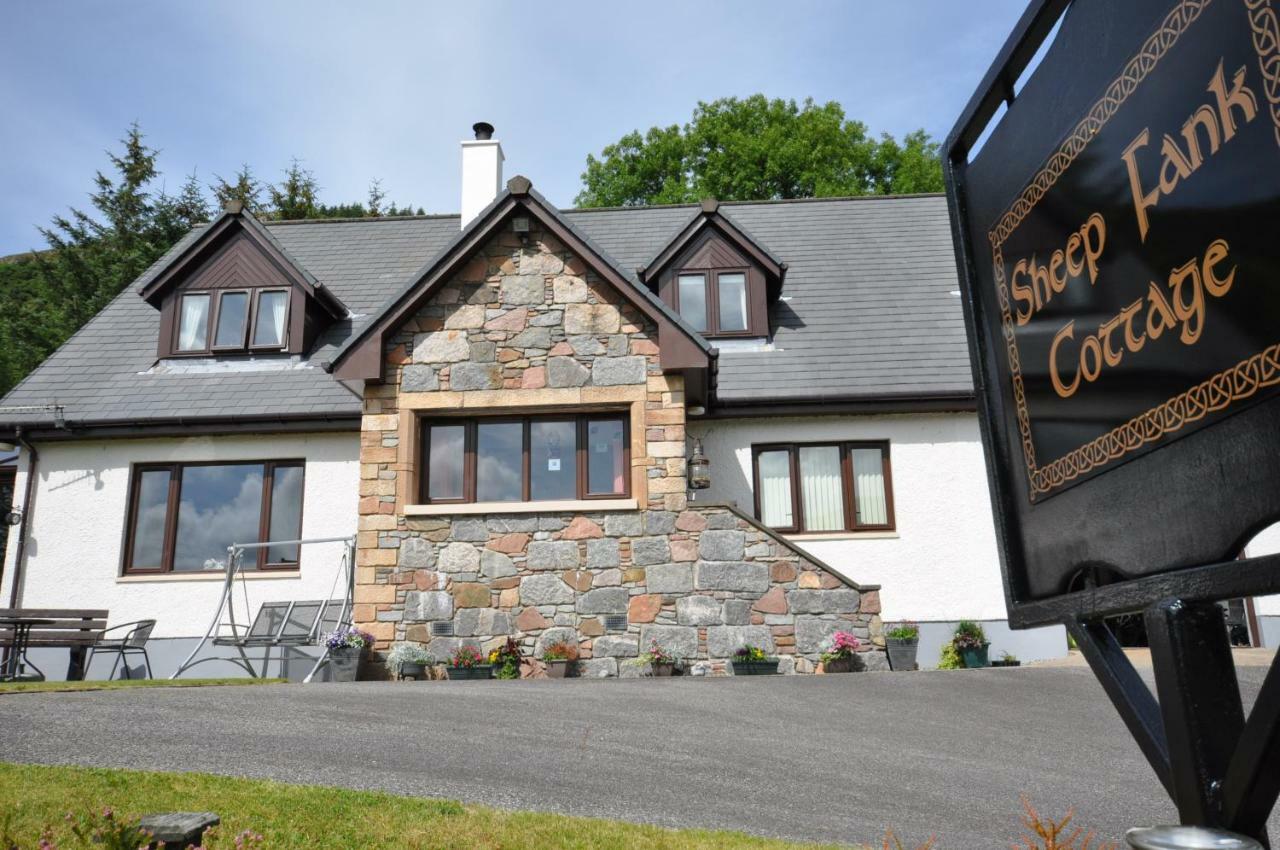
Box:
752, 442, 894, 533
175, 288, 290, 355
123, 460, 305, 574
420, 414, 629, 504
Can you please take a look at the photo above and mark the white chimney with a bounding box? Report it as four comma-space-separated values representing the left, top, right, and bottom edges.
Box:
460, 122, 503, 228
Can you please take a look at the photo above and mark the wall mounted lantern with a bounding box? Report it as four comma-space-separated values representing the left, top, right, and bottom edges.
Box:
688, 438, 711, 490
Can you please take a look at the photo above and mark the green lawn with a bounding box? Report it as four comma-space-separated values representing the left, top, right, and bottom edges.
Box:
0, 763, 860, 849
0, 677, 284, 695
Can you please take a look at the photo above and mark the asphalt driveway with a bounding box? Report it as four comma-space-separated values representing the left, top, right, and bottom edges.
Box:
1, 667, 1275, 849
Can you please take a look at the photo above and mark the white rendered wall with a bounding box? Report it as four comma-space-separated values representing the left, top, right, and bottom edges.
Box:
687, 412, 1009, 623
1, 432, 359, 638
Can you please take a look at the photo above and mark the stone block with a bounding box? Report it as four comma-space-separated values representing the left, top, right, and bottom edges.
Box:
795, 616, 844, 653
487, 532, 530, 554
520, 573, 574, 606
645, 563, 692, 594
604, 514, 643, 537
527, 540, 580, 570
508, 326, 551, 350
787, 589, 862, 614
413, 330, 469, 363
576, 587, 629, 614
579, 657, 618, 678
591, 356, 646, 386
705, 512, 739, 529
695, 560, 769, 592
553, 275, 590, 303
565, 303, 621, 335
639, 625, 697, 660
515, 607, 550, 631
450, 362, 503, 391
722, 599, 752, 625
628, 594, 664, 623
469, 340, 496, 362
404, 590, 453, 621
699, 530, 745, 561
567, 335, 605, 356
480, 549, 518, 579
586, 538, 620, 568
644, 511, 677, 535
631, 536, 671, 566
444, 304, 485, 329
535, 627, 578, 657
676, 595, 722, 626
593, 635, 639, 657
752, 586, 788, 614
562, 516, 603, 539
451, 519, 490, 542
485, 307, 527, 332
501, 274, 544, 305
670, 539, 698, 562
675, 511, 706, 532
546, 356, 590, 388
438, 542, 480, 572
707, 625, 774, 658
593, 568, 622, 586
452, 583, 491, 608
398, 538, 435, 569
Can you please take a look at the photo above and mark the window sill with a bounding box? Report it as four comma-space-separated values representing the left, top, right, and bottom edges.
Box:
405, 498, 638, 516
117, 570, 300, 584
782, 530, 899, 542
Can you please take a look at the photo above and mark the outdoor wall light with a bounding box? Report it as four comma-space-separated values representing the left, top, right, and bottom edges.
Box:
688, 438, 711, 490
3, 508, 21, 527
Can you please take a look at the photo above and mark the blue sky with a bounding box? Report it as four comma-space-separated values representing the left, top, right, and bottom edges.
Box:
0, 1, 1027, 256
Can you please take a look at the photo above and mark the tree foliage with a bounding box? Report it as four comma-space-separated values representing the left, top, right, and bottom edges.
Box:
0, 124, 422, 397
576, 95, 944, 207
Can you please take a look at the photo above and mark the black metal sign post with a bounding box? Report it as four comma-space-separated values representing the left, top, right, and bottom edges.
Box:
943, 0, 1280, 844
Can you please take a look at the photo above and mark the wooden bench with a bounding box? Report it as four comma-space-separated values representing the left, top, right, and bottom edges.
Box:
0, 608, 108, 680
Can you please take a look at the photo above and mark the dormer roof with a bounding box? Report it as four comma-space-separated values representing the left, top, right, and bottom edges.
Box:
639, 198, 786, 298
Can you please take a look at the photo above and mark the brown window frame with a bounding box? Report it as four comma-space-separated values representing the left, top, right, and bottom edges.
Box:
121, 460, 306, 575
750, 441, 895, 534
673, 267, 755, 338
419, 413, 630, 504
172, 288, 290, 356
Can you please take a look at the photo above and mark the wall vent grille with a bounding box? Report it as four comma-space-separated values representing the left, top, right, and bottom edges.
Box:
430, 622, 454, 637
604, 614, 628, 632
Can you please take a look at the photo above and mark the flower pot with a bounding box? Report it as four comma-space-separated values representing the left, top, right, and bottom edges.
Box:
886, 637, 919, 671
398, 661, 427, 680
960, 644, 990, 669
544, 659, 573, 679
327, 646, 364, 682
731, 659, 780, 676
651, 661, 675, 677
446, 664, 493, 681
823, 656, 857, 674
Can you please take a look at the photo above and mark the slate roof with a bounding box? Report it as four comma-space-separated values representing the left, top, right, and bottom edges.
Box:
0, 193, 972, 432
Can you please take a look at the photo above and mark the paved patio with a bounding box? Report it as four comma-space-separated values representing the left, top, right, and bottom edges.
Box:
0, 666, 1275, 849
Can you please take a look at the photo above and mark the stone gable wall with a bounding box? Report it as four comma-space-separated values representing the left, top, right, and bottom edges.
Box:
353, 221, 884, 676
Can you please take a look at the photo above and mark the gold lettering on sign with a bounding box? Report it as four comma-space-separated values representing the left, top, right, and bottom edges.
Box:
1123, 59, 1259, 241
1009, 213, 1106, 326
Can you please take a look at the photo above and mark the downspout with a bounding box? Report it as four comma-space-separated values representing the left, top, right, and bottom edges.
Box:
6, 428, 38, 608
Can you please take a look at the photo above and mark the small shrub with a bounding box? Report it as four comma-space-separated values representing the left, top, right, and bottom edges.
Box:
384, 642, 432, 673
1011, 795, 1120, 849
638, 639, 675, 666
488, 638, 522, 679
952, 620, 987, 651
937, 642, 964, 670
733, 645, 771, 662
541, 641, 578, 662
448, 645, 486, 669
886, 622, 919, 641
819, 631, 861, 662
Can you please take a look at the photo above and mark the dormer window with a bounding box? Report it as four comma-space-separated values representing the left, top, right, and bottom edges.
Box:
175, 288, 289, 355
676, 270, 749, 335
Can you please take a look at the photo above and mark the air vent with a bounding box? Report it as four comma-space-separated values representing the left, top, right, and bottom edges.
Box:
604, 614, 628, 632
430, 622, 454, 637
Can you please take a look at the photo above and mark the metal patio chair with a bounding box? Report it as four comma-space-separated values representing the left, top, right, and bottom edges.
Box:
87, 619, 156, 680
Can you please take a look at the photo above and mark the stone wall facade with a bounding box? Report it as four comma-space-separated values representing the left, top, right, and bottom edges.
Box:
353, 220, 884, 675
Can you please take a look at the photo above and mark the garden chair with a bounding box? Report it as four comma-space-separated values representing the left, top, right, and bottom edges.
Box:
87, 619, 156, 680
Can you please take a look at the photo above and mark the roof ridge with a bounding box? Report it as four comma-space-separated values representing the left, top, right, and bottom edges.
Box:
263, 213, 459, 227
565, 192, 946, 215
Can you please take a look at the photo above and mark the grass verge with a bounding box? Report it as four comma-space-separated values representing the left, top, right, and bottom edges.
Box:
0, 763, 847, 849
0, 677, 285, 695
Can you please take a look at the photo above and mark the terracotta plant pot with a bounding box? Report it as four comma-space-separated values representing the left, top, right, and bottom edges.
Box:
651, 661, 675, 677
959, 644, 991, 669
544, 659, 573, 679
446, 664, 493, 681
327, 646, 364, 682
731, 659, 780, 676
886, 637, 919, 672
823, 656, 857, 674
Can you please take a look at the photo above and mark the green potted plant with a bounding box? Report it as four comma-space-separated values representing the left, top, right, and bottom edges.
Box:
445, 645, 492, 680
952, 620, 990, 669
819, 630, 862, 673
385, 642, 433, 680
489, 637, 522, 680
991, 651, 1021, 668
638, 638, 677, 677
541, 640, 578, 679
731, 644, 780, 675
885, 621, 920, 671
324, 626, 375, 682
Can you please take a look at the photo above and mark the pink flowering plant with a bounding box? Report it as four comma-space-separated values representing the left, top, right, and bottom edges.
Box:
638, 639, 676, 666
448, 645, 486, 669
324, 626, 374, 651
819, 630, 861, 662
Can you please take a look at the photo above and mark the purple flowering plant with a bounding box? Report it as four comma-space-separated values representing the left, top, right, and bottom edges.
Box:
324, 626, 374, 651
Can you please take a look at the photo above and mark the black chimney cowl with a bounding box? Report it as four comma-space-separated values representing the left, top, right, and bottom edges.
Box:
473, 122, 495, 141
